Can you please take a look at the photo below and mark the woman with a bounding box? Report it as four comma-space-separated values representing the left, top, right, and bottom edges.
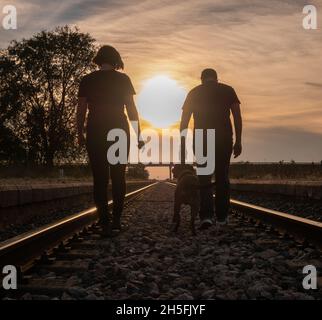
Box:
77, 45, 143, 236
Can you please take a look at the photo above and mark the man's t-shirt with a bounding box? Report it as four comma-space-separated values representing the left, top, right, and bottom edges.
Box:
78, 70, 135, 131
182, 81, 240, 139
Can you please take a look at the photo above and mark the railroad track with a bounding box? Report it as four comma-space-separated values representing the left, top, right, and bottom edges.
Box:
1, 181, 321, 299
0, 182, 158, 276
165, 182, 322, 249
2, 180, 321, 276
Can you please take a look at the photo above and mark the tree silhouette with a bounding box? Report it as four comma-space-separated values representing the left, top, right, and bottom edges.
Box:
1, 26, 96, 166
127, 164, 149, 180
0, 50, 26, 163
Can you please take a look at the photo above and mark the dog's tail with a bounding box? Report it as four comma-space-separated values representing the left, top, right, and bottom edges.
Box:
197, 182, 215, 189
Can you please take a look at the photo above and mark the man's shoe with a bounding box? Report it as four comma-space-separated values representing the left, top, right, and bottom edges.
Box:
199, 218, 213, 230
216, 217, 229, 231
217, 218, 228, 226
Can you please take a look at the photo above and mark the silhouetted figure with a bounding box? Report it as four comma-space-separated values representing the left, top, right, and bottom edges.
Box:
180, 68, 242, 229
77, 45, 143, 236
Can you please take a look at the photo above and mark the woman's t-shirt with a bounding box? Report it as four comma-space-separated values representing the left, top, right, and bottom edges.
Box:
78, 70, 135, 131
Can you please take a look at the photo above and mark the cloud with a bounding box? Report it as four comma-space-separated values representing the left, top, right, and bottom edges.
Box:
305, 82, 322, 88
240, 126, 322, 162
1, 0, 322, 161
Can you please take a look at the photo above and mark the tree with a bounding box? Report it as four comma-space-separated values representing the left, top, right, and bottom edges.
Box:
1, 26, 96, 166
0, 125, 26, 164
0, 50, 26, 163
127, 164, 149, 180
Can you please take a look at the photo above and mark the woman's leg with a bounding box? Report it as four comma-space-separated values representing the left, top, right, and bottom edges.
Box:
86, 135, 110, 225
109, 128, 129, 229
110, 164, 127, 226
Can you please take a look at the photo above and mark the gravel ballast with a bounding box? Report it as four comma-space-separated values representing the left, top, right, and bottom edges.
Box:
5, 183, 322, 300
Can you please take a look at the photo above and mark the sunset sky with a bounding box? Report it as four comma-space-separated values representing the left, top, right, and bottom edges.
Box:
1, 0, 322, 178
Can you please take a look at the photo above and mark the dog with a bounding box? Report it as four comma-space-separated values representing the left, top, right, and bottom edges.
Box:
172, 164, 200, 235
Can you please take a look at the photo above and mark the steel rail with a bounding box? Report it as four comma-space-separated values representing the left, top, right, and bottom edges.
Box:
0, 182, 158, 272
165, 182, 322, 247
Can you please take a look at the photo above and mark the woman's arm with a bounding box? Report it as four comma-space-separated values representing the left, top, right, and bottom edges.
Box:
76, 97, 88, 147
125, 95, 144, 149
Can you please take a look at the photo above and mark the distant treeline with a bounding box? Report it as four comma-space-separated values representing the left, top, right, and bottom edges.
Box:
1, 163, 321, 180
0, 164, 149, 180
230, 162, 322, 179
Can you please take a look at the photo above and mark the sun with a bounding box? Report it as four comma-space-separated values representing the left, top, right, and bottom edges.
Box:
137, 75, 187, 128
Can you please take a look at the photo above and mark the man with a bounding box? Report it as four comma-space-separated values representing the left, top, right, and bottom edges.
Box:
180, 68, 242, 229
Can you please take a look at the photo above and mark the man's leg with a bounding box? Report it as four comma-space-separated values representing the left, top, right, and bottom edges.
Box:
198, 174, 214, 219
198, 174, 214, 229
195, 130, 215, 229
215, 140, 232, 223
110, 164, 127, 229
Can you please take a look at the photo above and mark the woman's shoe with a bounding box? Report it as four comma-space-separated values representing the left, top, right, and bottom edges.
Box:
112, 216, 122, 231
100, 222, 113, 238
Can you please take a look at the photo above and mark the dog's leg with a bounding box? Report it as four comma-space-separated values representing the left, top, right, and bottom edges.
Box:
190, 205, 198, 236
172, 198, 181, 233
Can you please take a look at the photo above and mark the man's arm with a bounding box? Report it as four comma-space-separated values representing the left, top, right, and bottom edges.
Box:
180, 108, 192, 132
180, 93, 193, 132
230, 102, 242, 158
76, 97, 87, 147
125, 95, 144, 149
180, 94, 193, 163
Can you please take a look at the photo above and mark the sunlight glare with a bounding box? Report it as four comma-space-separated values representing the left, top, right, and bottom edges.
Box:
137, 75, 187, 128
